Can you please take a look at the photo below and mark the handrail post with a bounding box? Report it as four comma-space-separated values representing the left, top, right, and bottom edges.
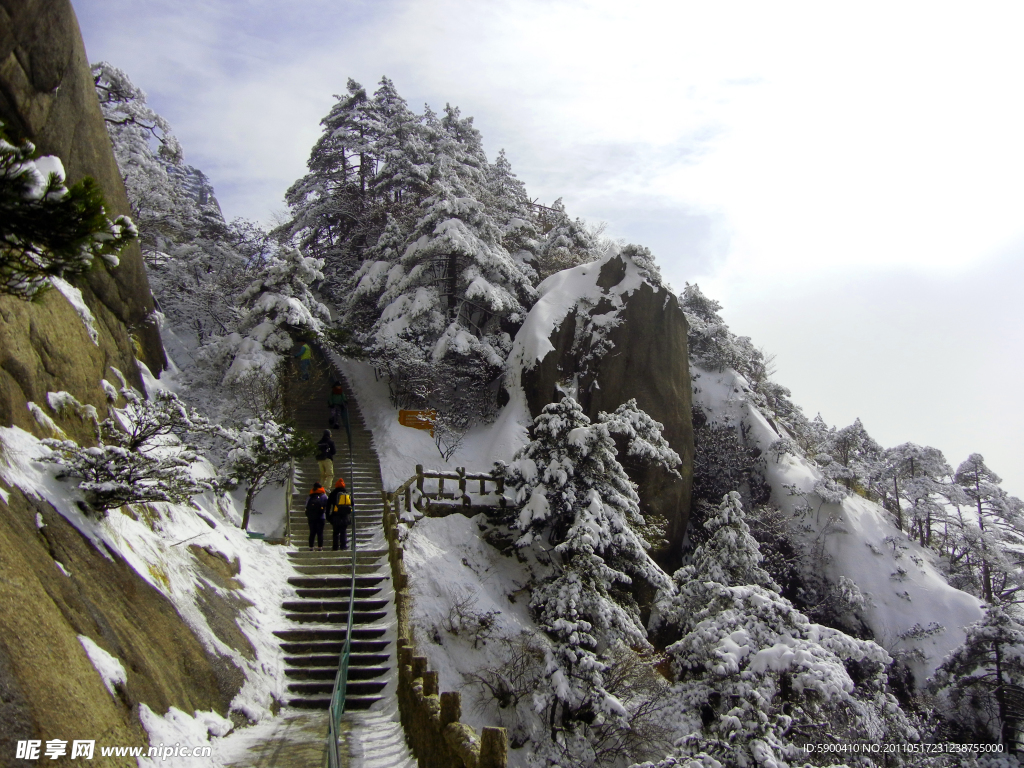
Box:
285, 458, 294, 543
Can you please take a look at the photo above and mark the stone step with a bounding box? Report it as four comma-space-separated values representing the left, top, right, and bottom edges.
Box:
282, 598, 388, 613
281, 638, 388, 656
293, 586, 381, 599
287, 549, 387, 560
291, 564, 384, 576
274, 626, 387, 642
289, 694, 380, 710
286, 576, 387, 589
284, 665, 389, 681
288, 680, 386, 697
285, 610, 387, 624
285, 653, 391, 669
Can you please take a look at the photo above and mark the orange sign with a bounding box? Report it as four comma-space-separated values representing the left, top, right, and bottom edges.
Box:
398, 409, 437, 437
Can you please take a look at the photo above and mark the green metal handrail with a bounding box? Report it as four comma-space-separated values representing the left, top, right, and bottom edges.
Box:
325, 429, 355, 768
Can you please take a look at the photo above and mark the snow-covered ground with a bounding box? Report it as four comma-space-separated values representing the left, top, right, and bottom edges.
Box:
690, 363, 984, 682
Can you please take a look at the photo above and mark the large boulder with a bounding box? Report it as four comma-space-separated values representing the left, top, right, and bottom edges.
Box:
0, 0, 166, 441
510, 250, 693, 567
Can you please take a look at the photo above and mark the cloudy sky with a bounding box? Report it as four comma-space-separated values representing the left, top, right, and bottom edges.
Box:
75, 0, 1024, 496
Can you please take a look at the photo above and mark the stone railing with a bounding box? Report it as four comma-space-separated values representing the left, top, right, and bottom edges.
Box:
382, 476, 508, 768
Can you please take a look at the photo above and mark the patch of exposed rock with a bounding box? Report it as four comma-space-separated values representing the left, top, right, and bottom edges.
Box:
511, 250, 693, 567
0, 0, 166, 441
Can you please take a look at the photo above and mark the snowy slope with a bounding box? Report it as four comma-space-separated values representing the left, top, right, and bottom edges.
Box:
691, 363, 984, 682
0, 422, 297, 763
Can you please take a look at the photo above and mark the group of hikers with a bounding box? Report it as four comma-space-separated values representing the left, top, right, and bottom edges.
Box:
304, 376, 356, 551
293, 342, 359, 552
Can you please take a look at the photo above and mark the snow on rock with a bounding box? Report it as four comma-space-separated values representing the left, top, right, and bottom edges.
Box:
691, 363, 984, 682
137, 705, 232, 768
78, 635, 127, 695
0, 423, 296, 727
505, 244, 645, 393
27, 401, 66, 436
50, 277, 100, 345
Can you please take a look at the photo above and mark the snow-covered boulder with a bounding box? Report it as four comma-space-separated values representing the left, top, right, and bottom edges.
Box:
507, 246, 693, 563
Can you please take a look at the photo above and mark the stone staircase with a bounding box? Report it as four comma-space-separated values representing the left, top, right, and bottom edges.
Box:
274, 376, 395, 713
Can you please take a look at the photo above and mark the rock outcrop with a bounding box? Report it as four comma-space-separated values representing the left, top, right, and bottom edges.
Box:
512, 250, 693, 567
0, 0, 166, 442
0, 1, 255, 757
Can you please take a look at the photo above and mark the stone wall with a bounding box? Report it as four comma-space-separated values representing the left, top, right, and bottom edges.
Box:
0, 0, 166, 442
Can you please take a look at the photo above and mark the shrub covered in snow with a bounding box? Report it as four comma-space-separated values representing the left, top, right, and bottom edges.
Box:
41, 388, 216, 514
221, 416, 314, 530
651, 493, 918, 767
931, 603, 1024, 747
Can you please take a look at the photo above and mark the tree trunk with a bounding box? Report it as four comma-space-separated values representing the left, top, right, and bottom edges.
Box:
996, 640, 1010, 748
446, 252, 459, 320
241, 484, 256, 530
893, 476, 903, 530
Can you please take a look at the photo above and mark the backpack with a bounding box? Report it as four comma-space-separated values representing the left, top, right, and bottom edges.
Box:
330, 494, 352, 525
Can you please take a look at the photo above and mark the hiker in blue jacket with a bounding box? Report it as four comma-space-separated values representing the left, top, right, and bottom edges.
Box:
304, 483, 328, 551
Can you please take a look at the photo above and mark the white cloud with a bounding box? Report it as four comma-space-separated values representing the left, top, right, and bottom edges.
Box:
75, 0, 1024, 494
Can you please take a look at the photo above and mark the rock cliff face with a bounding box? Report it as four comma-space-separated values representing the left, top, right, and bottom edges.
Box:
0, 2, 252, 757
0, 0, 166, 442
513, 251, 694, 567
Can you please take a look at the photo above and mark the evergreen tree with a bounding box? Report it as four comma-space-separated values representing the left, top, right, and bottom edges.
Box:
535, 198, 599, 280
954, 455, 1024, 604
932, 603, 1024, 747
200, 247, 331, 386
498, 397, 670, 762
651, 494, 914, 767
223, 416, 313, 529
1, 123, 136, 299
366, 103, 536, 396
41, 388, 214, 514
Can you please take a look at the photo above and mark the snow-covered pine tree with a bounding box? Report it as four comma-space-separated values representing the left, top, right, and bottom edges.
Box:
535, 198, 601, 280
1, 121, 136, 299
953, 455, 1024, 605
654, 492, 779, 641
365, 103, 536, 412
498, 397, 670, 764
199, 247, 331, 387
41, 388, 215, 514
824, 417, 883, 493
651, 493, 915, 767
223, 416, 313, 530
366, 77, 430, 211
92, 62, 185, 250
599, 398, 682, 476
931, 602, 1024, 747
485, 148, 540, 282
